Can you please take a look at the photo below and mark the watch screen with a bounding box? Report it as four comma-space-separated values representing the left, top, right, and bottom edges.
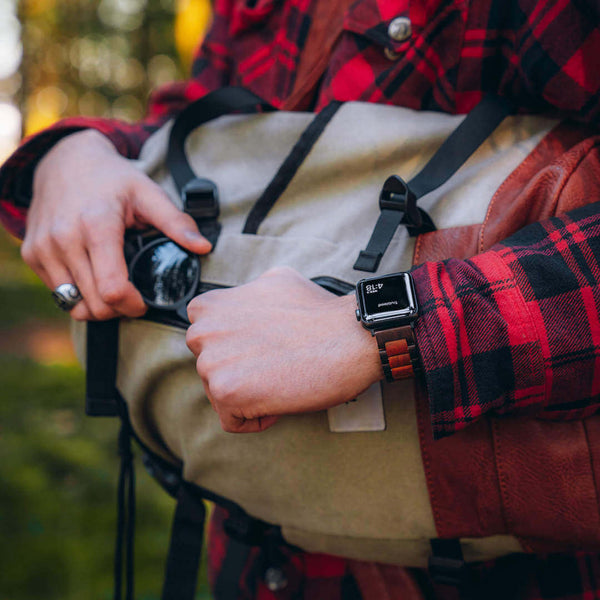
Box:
357, 273, 418, 328
362, 274, 409, 315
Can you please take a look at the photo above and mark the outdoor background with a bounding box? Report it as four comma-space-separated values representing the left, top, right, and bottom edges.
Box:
0, 1, 213, 598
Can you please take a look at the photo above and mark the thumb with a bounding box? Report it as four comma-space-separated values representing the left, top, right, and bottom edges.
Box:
134, 178, 213, 254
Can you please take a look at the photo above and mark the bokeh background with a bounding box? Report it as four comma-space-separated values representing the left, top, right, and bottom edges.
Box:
0, 1, 213, 598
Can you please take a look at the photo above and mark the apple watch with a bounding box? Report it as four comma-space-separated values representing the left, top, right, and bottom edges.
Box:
355, 272, 420, 382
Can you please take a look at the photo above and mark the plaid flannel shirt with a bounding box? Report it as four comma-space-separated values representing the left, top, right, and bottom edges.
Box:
2, 0, 600, 597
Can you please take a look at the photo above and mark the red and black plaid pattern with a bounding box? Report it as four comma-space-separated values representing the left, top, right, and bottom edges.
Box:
3, 1, 600, 598
2, 0, 599, 230
413, 202, 600, 438
207, 505, 600, 600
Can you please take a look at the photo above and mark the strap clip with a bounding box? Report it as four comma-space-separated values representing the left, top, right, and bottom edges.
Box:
182, 178, 220, 220
224, 510, 269, 546
379, 175, 435, 237
428, 539, 468, 587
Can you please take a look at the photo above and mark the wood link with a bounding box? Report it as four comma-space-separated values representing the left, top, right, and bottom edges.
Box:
375, 325, 419, 382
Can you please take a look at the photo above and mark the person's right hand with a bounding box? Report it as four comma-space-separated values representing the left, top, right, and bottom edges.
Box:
21, 129, 212, 321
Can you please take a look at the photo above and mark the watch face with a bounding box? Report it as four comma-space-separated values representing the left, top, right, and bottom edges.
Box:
357, 273, 417, 328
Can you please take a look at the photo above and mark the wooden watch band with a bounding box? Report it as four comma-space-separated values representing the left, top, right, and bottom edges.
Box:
375, 324, 419, 382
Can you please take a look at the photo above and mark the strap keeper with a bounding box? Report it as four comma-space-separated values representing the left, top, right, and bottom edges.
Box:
182, 178, 220, 219
353, 249, 382, 273
428, 539, 468, 587
379, 175, 419, 219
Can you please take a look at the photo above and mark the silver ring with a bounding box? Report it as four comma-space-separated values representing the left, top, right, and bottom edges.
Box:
52, 283, 83, 311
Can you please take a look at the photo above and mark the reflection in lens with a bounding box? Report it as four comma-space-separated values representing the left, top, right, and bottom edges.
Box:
132, 241, 199, 307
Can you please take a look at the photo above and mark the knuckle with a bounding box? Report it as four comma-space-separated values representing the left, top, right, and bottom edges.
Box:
186, 324, 206, 355
20, 241, 36, 265
98, 281, 129, 306
220, 418, 235, 434
208, 377, 231, 405
80, 211, 114, 243
71, 307, 90, 321
195, 354, 211, 377
79, 211, 98, 234
90, 304, 117, 321
186, 297, 203, 322
48, 223, 77, 249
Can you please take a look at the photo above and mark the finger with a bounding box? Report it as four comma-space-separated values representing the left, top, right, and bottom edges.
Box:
133, 178, 212, 255
219, 413, 279, 434
86, 229, 147, 318
37, 252, 100, 321
187, 324, 204, 356
46, 226, 128, 320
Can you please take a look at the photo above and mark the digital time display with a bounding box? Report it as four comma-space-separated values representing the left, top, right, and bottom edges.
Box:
356, 273, 417, 326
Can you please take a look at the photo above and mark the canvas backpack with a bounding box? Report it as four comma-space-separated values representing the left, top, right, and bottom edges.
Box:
74, 87, 600, 600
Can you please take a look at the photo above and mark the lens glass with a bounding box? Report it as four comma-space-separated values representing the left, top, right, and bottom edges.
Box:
131, 240, 199, 307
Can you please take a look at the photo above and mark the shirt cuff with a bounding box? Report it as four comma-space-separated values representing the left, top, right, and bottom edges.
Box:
412, 250, 546, 439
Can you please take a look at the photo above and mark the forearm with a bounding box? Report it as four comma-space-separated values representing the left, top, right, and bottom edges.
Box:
415, 201, 600, 438
0, 3, 232, 239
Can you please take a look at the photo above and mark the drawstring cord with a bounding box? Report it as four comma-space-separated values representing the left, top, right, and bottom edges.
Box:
115, 417, 135, 600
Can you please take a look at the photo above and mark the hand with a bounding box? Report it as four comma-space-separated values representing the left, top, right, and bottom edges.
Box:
186, 267, 382, 433
21, 129, 212, 320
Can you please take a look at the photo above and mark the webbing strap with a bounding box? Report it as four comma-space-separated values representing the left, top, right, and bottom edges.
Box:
354, 95, 513, 272
114, 418, 135, 600
243, 101, 342, 234
167, 87, 275, 246
167, 87, 275, 193
85, 319, 120, 416
161, 485, 206, 600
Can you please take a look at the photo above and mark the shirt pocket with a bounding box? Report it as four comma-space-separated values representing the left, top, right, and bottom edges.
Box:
342, 0, 413, 58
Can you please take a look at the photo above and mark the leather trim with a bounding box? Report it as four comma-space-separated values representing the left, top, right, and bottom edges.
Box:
479, 122, 600, 252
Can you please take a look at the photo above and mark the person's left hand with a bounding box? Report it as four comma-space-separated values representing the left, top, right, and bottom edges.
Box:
186, 267, 382, 433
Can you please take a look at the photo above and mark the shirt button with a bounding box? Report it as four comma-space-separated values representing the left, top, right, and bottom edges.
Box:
384, 47, 402, 61
387, 16, 412, 42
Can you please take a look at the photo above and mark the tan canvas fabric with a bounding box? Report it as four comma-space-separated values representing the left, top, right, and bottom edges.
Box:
73, 103, 556, 565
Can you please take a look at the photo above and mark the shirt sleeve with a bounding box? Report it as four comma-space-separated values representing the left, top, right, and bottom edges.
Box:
414, 199, 600, 439
0, 3, 233, 239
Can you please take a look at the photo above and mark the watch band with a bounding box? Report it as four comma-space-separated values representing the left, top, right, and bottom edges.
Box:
375, 325, 420, 382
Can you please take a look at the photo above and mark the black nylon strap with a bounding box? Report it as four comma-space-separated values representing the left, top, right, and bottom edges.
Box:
161, 485, 206, 600
167, 87, 275, 195
409, 95, 513, 198
242, 101, 342, 234
114, 418, 135, 600
167, 86, 274, 247
85, 319, 120, 416
354, 95, 513, 272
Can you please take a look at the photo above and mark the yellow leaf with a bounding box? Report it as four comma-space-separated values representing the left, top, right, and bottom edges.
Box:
175, 0, 213, 70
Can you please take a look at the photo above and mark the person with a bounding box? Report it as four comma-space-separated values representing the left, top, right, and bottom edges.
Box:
1, 0, 600, 597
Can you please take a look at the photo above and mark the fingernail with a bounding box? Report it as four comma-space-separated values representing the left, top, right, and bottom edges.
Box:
185, 231, 212, 250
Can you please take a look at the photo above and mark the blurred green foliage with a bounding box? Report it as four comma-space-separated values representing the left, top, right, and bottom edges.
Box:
2, 1, 214, 597
0, 232, 211, 599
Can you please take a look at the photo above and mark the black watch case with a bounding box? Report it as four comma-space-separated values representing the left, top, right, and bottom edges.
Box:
355, 272, 418, 331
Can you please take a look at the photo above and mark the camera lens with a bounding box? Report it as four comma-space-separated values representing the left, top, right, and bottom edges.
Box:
130, 239, 200, 307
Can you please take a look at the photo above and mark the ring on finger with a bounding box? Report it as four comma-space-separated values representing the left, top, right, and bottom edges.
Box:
52, 283, 83, 311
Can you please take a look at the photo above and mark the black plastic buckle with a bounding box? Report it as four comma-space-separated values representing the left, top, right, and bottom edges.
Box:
142, 452, 182, 498
224, 510, 270, 546
182, 178, 220, 220
429, 554, 468, 586
379, 175, 436, 237
379, 175, 419, 219
429, 539, 469, 587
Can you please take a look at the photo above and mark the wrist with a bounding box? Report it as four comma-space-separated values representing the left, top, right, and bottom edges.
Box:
354, 272, 421, 383
337, 293, 383, 386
